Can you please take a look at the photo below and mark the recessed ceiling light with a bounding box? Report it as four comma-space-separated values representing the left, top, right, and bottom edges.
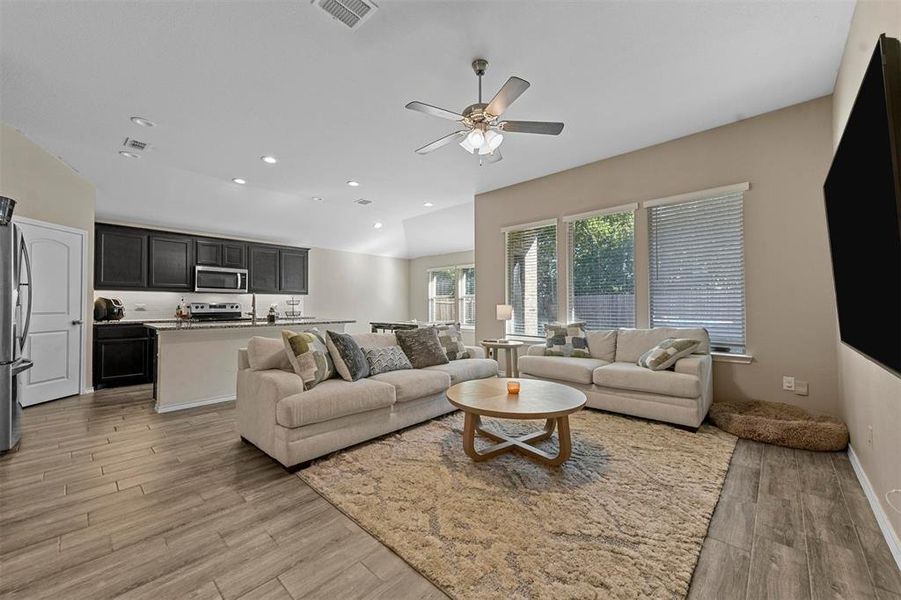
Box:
347, 180, 360, 187
312, 196, 323, 202
373, 222, 383, 229
232, 178, 246, 185
130, 116, 156, 128
260, 155, 278, 164
423, 202, 434, 207
119, 151, 140, 159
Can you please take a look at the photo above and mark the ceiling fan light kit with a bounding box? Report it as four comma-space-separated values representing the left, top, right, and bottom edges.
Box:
405, 58, 564, 164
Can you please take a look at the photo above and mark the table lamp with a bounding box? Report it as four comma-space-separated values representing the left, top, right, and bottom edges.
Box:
496, 304, 513, 341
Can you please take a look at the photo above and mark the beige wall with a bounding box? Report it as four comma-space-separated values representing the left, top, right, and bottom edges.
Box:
832, 0, 901, 540
304, 247, 409, 335
0, 123, 95, 391
475, 97, 839, 415
408, 250, 475, 345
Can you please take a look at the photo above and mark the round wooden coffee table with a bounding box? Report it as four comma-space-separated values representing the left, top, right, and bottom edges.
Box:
446, 378, 586, 466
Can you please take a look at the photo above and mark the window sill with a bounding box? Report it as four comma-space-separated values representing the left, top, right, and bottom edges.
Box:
712, 352, 753, 364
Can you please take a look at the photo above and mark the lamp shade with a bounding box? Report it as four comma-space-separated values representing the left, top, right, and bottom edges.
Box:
496, 304, 513, 320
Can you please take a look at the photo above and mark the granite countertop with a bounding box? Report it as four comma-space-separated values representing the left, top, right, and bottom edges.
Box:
145, 318, 355, 332
94, 318, 179, 326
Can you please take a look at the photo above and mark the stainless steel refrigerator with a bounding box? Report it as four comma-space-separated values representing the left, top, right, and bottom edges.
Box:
1, 197, 33, 452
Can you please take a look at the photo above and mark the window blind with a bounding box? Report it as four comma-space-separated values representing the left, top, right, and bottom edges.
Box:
567, 210, 635, 329
459, 266, 476, 327
648, 191, 746, 352
428, 268, 457, 322
506, 223, 558, 337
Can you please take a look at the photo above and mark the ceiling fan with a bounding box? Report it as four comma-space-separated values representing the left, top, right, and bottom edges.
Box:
405, 58, 564, 165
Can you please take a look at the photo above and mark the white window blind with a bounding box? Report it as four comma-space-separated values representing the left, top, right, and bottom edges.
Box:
648, 191, 746, 353
567, 209, 635, 329
428, 265, 476, 326
428, 268, 456, 322
459, 266, 476, 327
506, 223, 557, 337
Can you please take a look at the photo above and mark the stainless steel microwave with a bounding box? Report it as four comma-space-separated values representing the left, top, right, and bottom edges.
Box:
195, 266, 248, 293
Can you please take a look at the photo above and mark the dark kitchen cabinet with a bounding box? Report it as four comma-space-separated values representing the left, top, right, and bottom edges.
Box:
196, 238, 246, 269
95, 223, 307, 294
195, 239, 222, 266
149, 233, 194, 290
93, 325, 154, 390
95, 225, 148, 289
249, 245, 280, 293
279, 248, 308, 294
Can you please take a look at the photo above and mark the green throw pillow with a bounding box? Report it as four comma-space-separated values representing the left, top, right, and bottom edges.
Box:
282, 329, 335, 390
545, 322, 590, 358
637, 338, 701, 371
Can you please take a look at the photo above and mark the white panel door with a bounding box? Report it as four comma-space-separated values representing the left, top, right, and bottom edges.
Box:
15, 219, 84, 406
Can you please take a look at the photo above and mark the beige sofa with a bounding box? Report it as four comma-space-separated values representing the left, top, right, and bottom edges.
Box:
237, 332, 498, 469
518, 327, 713, 429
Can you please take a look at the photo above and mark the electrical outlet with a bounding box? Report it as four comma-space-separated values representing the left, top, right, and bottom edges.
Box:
867, 425, 874, 448
782, 376, 795, 391
794, 381, 809, 396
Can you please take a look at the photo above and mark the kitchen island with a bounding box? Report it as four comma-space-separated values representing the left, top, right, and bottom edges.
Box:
146, 318, 354, 412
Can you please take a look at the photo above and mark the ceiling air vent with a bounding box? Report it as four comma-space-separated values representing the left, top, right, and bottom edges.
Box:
355, 198, 373, 205
314, 0, 378, 29
122, 138, 150, 152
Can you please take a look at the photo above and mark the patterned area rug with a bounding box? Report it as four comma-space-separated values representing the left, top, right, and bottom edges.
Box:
298, 410, 736, 599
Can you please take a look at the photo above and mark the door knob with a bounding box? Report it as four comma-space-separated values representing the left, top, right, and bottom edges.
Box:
72, 319, 83, 325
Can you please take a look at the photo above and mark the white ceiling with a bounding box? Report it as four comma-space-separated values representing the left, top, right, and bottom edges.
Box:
0, 1, 854, 258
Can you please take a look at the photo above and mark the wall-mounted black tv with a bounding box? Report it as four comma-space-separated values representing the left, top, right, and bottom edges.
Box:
824, 34, 901, 377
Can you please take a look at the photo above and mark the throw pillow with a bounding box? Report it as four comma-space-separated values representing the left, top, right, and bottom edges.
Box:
395, 327, 450, 369
637, 338, 701, 371
434, 323, 470, 361
326, 330, 370, 381
282, 329, 334, 390
364, 345, 413, 375
545, 322, 590, 358
246, 336, 293, 371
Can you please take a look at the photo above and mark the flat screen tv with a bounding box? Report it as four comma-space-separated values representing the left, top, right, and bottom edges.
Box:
824, 34, 901, 377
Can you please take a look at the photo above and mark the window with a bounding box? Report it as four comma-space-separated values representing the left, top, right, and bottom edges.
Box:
648, 190, 746, 353
566, 207, 636, 329
505, 221, 557, 337
428, 265, 476, 326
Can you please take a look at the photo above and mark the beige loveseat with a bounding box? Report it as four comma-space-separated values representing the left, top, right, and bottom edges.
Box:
237, 332, 498, 469
518, 327, 713, 429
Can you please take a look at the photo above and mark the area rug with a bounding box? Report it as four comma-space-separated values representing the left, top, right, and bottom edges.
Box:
298, 410, 736, 599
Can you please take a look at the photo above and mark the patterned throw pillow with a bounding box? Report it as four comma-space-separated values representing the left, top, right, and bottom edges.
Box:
545, 322, 590, 358
637, 338, 701, 371
326, 330, 370, 381
282, 329, 334, 390
364, 345, 413, 375
395, 327, 450, 369
434, 323, 470, 361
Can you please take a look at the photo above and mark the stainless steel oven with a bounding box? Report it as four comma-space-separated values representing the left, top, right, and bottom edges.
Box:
194, 266, 248, 293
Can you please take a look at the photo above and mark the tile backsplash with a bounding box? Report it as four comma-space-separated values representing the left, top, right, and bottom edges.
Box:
95, 291, 304, 321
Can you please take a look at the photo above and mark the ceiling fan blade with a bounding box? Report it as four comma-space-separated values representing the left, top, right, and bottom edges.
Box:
405, 101, 463, 121
415, 131, 467, 154
499, 120, 565, 135
482, 149, 503, 164
485, 77, 530, 117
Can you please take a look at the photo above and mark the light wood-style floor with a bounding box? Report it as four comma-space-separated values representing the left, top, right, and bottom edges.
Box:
0, 386, 898, 600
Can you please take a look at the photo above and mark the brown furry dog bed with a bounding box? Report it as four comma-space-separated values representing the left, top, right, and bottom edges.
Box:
709, 399, 849, 451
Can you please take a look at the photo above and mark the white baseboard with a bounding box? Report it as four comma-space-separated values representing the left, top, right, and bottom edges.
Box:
155, 395, 235, 414
847, 444, 901, 571
81, 387, 94, 395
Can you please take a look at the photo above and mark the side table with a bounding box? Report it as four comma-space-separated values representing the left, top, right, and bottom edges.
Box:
480, 340, 525, 378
